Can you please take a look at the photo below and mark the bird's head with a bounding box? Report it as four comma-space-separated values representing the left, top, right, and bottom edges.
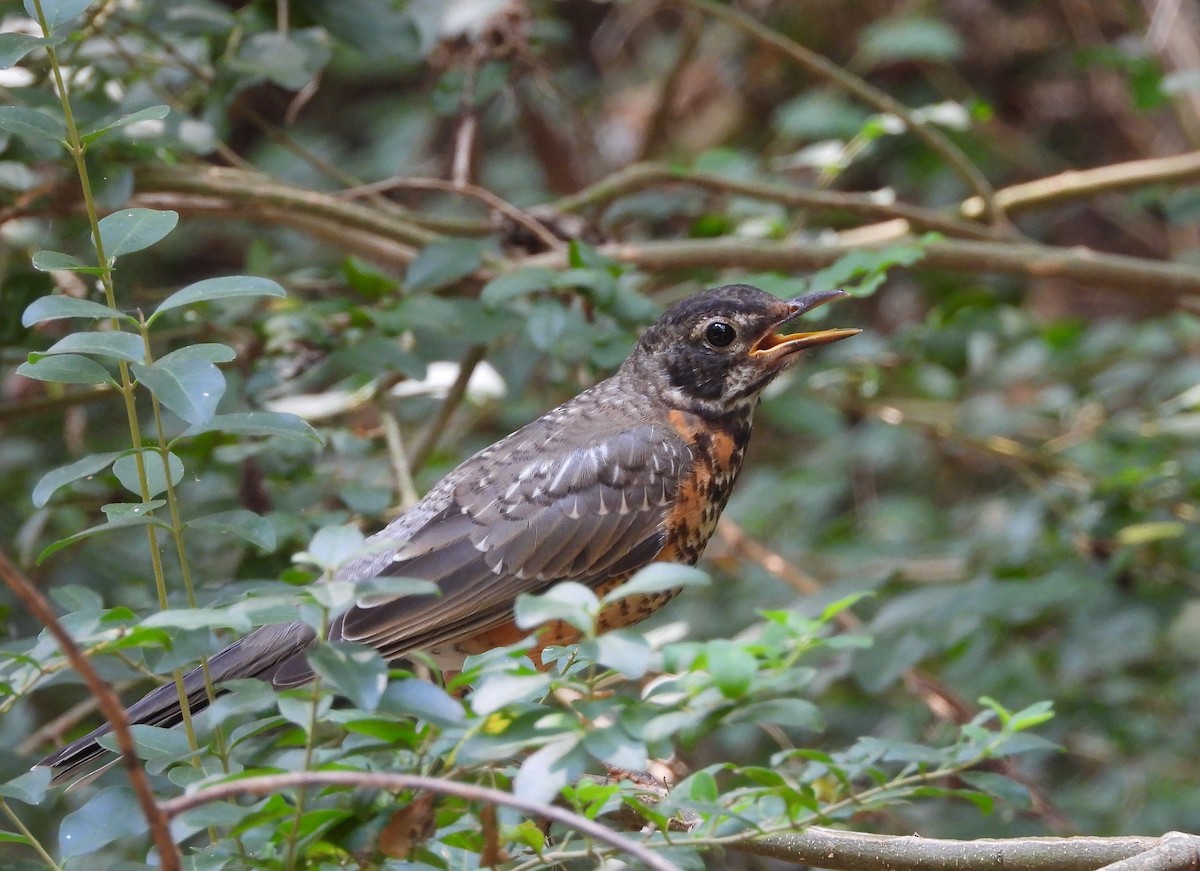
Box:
631, 284, 860, 418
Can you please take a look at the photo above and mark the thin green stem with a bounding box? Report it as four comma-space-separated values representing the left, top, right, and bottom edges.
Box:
0, 798, 62, 871
284, 620, 328, 870
32, 0, 173, 613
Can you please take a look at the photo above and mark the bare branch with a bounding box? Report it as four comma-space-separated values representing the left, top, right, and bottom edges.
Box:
519, 236, 1200, 297
0, 550, 181, 871
734, 827, 1179, 871
676, 0, 1004, 224
157, 770, 681, 871
551, 162, 1002, 240
962, 150, 1200, 218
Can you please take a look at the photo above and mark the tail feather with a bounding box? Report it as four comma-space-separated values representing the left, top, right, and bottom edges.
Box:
37, 621, 317, 783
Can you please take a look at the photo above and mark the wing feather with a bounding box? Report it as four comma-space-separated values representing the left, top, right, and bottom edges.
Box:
332, 422, 689, 658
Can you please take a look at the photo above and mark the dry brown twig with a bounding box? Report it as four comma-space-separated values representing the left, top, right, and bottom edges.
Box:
0, 550, 181, 871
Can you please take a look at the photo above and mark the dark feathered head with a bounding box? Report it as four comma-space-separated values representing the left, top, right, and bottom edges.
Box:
629, 284, 859, 417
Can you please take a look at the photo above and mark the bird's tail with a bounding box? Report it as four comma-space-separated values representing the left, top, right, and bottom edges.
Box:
37, 621, 317, 784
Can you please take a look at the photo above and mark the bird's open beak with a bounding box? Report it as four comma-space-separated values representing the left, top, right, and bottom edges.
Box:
749, 289, 862, 361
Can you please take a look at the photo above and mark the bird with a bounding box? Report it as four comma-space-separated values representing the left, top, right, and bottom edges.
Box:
37, 283, 859, 781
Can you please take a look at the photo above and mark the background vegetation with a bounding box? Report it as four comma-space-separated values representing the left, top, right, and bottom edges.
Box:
2, 0, 1199, 868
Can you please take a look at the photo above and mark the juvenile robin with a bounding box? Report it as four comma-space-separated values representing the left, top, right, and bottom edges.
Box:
38, 283, 858, 780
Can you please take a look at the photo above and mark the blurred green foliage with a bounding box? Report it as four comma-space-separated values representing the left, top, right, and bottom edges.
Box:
1, 0, 1199, 867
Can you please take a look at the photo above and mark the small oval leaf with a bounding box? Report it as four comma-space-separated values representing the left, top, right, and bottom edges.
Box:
111, 449, 185, 498
307, 642, 388, 712
17, 354, 114, 386
22, 295, 128, 326
32, 451, 123, 507
150, 275, 287, 323
96, 208, 179, 259
81, 104, 169, 145
131, 357, 226, 426
0, 106, 65, 142
31, 250, 100, 273
600, 562, 709, 607
187, 509, 276, 551
42, 331, 143, 362
182, 411, 322, 443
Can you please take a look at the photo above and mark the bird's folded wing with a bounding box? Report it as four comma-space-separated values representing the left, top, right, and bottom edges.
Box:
329, 422, 691, 659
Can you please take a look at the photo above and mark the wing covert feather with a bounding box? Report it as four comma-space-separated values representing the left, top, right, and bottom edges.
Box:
334, 422, 690, 655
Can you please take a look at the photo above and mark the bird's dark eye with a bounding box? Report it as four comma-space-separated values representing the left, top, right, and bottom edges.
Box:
704, 321, 737, 348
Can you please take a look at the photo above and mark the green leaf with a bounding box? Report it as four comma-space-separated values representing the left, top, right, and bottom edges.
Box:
960, 771, 1031, 809
22, 295, 129, 326
729, 698, 822, 731
96, 208, 179, 260
131, 352, 227, 425
480, 267, 556, 307
111, 449, 184, 498
59, 785, 148, 859
161, 343, 238, 365
41, 330, 143, 362
600, 562, 709, 607
703, 639, 757, 698
859, 17, 963, 67
307, 642, 388, 712
0, 768, 51, 805
580, 631, 657, 680
0, 106, 65, 142
81, 104, 169, 145
405, 238, 486, 293
1116, 521, 1185, 546
567, 240, 620, 273
471, 672, 551, 716
31, 249, 103, 273
514, 581, 599, 635
37, 513, 169, 563
32, 451, 123, 507
380, 679, 466, 727
583, 726, 646, 771
808, 242, 928, 298
149, 275, 287, 324
140, 607, 251, 632
182, 411, 322, 443
16, 354, 115, 386
305, 524, 365, 572
233, 29, 331, 90
187, 509, 276, 550
0, 33, 55, 69
24, 0, 95, 33
680, 770, 720, 803
101, 500, 165, 520
1006, 699, 1056, 732
513, 737, 585, 805
96, 725, 194, 773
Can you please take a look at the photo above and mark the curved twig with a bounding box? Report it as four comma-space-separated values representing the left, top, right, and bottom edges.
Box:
518, 236, 1200, 297
551, 162, 1002, 239
158, 770, 680, 871
676, 0, 1004, 224
0, 550, 181, 871
339, 176, 564, 251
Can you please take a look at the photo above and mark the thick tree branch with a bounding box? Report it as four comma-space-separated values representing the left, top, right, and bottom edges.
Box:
733, 827, 1185, 871
963, 150, 1200, 219
523, 236, 1200, 297
551, 162, 1003, 240
135, 165, 439, 249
